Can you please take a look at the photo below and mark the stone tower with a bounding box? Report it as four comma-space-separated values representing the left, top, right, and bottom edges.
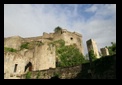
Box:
86, 39, 100, 58
53, 29, 84, 55
100, 48, 109, 56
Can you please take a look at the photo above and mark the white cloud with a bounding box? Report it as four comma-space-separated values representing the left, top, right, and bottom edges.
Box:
4, 4, 116, 55
85, 4, 98, 12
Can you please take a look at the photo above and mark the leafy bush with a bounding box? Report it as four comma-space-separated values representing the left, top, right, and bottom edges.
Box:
49, 39, 85, 67
56, 45, 85, 67
26, 71, 31, 79
49, 39, 65, 48
4, 47, 17, 52
36, 41, 44, 46
20, 41, 44, 50
54, 26, 62, 33
20, 42, 29, 50
53, 72, 60, 78
36, 71, 40, 79
106, 42, 116, 55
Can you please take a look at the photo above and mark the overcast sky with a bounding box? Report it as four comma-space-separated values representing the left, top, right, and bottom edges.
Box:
4, 4, 116, 55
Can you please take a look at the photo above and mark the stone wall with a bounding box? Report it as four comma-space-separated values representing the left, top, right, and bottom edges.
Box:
33, 43, 56, 71
53, 29, 84, 55
4, 54, 116, 79
4, 43, 56, 79
43, 32, 53, 39
19, 55, 116, 79
4, 36, 24, 50
20, 65, 82, 79
4, 52, 28, 79
100, 48, 109, 56
75, 54, 116, 79
4, 28, 84, 79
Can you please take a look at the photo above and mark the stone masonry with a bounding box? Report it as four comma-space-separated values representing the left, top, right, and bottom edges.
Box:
100, 48, 109, 56
4, 28, 83, 79
86, 39, 100, 58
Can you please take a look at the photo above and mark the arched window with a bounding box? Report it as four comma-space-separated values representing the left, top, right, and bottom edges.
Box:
24, 62, 32, 72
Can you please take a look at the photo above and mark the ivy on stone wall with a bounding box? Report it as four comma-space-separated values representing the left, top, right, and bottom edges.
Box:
49, 39, 65, 48
36, 71, 40, 79
20, 41, 44, 50
56, 45, 85, 67
4, 47, 17, 52
20, 42, 29, 50
50, 39, 85, 67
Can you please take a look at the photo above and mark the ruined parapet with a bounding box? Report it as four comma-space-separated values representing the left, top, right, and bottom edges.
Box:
53, 29, 84, 55
100, 48, 109, 56
4, 43, 56, 79
32, 43, 56, 71
42, 32, 53, 39
73, 32, 82, 37
4, 27, 84, 79
4, 52, 27, 79
4, 36, 24, 50
86, 39, 100, 58
61, 29, 67, 33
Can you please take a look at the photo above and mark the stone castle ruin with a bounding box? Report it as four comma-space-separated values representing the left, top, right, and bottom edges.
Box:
4, 28, 84, 79
86, 39, 100, 58
100, 48, 109, 56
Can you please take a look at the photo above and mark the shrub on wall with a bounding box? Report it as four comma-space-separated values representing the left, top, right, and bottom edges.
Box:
50, 39, 85, 67
49, 39, 65, 48
4, 47, 17, 52
48, 39, 85, 67
56, 45, 85, 67
36, 71, 40, 79
106, 42, 116, 55
20, 41, 44, 50
26, 71, 31, 79
20, 42, 29, 50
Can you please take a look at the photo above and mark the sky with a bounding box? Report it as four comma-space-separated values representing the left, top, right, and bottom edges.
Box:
4, 4, 116, 55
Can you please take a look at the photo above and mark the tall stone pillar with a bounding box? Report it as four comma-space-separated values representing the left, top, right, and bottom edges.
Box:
100, 48, 109, 56
86, 39, 100, 58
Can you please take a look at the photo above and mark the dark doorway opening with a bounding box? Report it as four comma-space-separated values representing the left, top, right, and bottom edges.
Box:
24, 62, 32, 72
14, 64, 18, 72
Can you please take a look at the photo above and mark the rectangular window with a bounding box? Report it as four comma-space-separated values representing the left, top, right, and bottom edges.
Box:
14, 64, 18, 72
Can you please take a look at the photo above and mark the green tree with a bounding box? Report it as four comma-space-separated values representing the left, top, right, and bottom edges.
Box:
56, 45, 85, 67
106, 42, 116, 55
54, 26, 62, 33
26, 71, 31, 79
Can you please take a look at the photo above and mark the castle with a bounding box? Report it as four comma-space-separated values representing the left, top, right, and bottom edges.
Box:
4, 27, 84, 79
